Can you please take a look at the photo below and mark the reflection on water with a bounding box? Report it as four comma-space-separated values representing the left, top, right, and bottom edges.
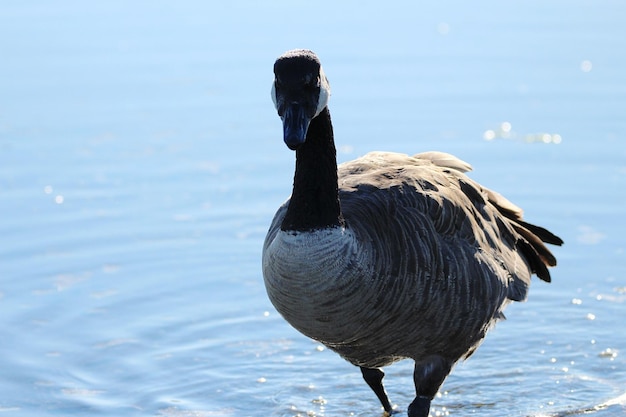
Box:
1, 1, 625, 416
483, 121, 563, 144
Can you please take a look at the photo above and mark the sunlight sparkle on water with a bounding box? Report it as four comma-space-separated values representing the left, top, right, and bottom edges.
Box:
599, 348, 618, 359
483, 122, 563, 144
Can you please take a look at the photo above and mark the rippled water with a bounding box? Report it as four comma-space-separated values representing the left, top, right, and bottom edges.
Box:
1, 1, 625, 416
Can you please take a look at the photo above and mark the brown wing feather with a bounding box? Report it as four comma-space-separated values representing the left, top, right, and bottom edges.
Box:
339, 151, 562, 296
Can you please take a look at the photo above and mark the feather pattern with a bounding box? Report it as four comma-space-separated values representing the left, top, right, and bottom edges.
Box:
263, 151, 558, 367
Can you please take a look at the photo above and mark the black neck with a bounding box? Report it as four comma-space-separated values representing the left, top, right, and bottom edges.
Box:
281, 107, 343, 232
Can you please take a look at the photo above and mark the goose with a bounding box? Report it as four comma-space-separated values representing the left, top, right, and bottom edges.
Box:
262, 49, 563, 417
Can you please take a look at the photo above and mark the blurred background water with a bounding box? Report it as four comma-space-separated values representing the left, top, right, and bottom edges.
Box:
1, 1, 625, 416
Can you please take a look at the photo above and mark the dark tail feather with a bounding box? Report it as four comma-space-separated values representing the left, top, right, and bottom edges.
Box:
511, 222, 558, 266
485, 186, 563, 281
515, 237, 552, 282
516, 219, 564, 246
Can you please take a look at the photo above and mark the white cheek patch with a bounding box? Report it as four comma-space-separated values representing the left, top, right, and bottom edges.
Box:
271, 81, 278, 112
315, 66, 331, 117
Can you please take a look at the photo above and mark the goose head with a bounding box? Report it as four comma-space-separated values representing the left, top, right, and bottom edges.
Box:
271, 49, 331, 150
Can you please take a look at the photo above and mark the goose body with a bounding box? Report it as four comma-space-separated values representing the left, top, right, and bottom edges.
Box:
262, 50, 563, 417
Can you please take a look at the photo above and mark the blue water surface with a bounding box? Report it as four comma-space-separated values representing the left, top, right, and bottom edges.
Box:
1, 1, 625, 416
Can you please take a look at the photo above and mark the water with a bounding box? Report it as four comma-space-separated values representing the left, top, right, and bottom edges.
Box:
1, 1, 625, 416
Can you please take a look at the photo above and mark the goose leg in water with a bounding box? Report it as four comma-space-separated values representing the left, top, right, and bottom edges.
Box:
408, 356, 453, 417
360, 367, 394, 414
